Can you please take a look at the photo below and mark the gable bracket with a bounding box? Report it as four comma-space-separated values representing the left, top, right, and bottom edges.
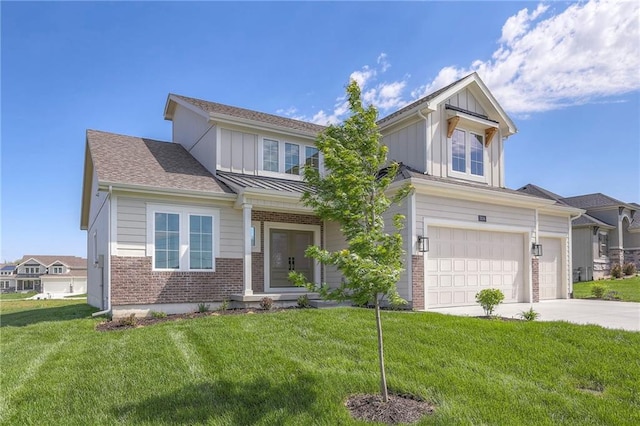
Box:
485, 127, 498, 147
447, 117, 460, 138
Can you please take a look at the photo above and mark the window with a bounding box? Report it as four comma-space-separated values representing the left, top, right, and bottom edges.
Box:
251, 220, 261, 252
305, 146, 320, 172
263, 139, 279, 172
285, 143, 300, 175
52, 266, 64, 274
449, 129, 485, 180
25, 266, 39, 274
147, 205, 219, 271
189, 215, 213, 270
598, 232, 608, 257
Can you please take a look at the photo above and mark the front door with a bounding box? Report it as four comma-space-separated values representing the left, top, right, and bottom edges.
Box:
269, 229, 314, 288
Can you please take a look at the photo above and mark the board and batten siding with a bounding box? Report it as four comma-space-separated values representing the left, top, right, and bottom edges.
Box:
416, 194, 535, 236
539, 214, 570, 234
115, 196, 243, 258
382, 120, 426, 173
87, 183, 109, 309
218, 128, 258, 174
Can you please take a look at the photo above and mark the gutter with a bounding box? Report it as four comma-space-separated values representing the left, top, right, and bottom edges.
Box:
98, 182, 236, 201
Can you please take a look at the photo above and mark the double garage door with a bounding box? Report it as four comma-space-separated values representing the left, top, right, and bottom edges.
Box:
426, 227, 562, 308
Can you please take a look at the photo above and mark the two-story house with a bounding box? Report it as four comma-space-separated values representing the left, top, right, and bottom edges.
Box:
13, 255, 88, 294
0, 264, 17, 292
80, 73, 581, 317
518, 185, 639, 280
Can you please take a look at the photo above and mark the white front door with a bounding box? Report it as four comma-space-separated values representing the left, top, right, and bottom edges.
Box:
426, 227, 525, 308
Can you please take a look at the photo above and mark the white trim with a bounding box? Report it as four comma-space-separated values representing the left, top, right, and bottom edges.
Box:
243, 204, 253, 296
447, 128, 488, 184
146, 203, 221, 272
424, 217, 532, 234
251, 220, 261, 253
110, 194, 118, 256
263, 222, 321, 292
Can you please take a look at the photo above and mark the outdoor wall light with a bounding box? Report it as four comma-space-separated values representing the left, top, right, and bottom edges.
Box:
418, 236, 430, 253
532, 243, 543, 257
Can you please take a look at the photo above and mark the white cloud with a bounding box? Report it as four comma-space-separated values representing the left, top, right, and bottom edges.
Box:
377, 53, 390, 72
350, 65, 376, 88
416, 0, 640, 115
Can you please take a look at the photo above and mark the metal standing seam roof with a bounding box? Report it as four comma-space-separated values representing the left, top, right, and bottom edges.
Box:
170, 94, 327, 135
87, 130, 234, 195
216, 170, 313, 194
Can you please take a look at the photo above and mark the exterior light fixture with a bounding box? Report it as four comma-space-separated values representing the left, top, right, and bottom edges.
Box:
418, 236, 429, 253
532, 243, 543, 257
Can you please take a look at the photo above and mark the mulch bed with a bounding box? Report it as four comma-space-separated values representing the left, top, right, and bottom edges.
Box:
346, 393, 435, 424
95, 308, 286, 332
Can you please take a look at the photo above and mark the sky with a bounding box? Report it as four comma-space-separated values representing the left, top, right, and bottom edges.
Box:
1, 0, 639, 262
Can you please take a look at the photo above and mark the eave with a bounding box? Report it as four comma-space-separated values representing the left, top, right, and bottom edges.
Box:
98, 182, 237, 202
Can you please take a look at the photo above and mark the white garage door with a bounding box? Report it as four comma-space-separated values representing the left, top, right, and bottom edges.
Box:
426, 227, 525, 308
539, 237, 562, 300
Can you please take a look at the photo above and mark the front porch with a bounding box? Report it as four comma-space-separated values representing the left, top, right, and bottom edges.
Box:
230, 292, 322, 309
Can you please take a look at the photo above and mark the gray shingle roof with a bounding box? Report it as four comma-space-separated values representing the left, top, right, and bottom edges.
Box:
561, 193, 631, 209
216, 170, 312, 194
572, 214, 614, 228
19, 255, 87, 269
87, 130, 233, 195
171, 94, 326, 135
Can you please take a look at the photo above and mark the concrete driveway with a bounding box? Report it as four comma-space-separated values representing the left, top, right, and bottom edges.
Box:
429, 299, 640, 332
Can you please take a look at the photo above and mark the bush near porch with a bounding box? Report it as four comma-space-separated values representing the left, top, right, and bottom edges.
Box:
573, 276, 640, 302
1, 300, 639, 425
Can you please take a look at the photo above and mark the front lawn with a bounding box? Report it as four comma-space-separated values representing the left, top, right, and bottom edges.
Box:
1, 301, 639, 425
573, 276, 640, 302
0, 291, 36, 300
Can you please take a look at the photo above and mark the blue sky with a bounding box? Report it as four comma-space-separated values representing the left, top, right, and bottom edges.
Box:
1, 1, 638, 262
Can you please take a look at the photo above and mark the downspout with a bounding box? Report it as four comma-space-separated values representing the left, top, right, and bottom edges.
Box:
417, 109, 429, 175
92, 185, 113, 317
567, 210, 583, 297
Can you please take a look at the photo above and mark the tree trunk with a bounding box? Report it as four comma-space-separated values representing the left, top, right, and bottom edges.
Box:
375, 294, 389, 402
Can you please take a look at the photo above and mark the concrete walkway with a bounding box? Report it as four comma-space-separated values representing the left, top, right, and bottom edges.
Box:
430, 299, 640, 332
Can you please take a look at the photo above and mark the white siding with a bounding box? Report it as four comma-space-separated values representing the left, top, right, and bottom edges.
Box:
383, 201, 411, 301
572, 228, 593, 281
416, 194, 535, 236
115, 196, 243, 259
219, 128, 258, 173
382, 120, 426, 172
445, 88, 487, 115
324, 221, 345, 289
172, 104, 211, 151
87, 191, 109, 309
539, 214, 570, 234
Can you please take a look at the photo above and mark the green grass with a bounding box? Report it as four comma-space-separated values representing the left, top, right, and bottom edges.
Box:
573, 276, 640, 302
1, 301, 639, 425
0, 291, 36, 300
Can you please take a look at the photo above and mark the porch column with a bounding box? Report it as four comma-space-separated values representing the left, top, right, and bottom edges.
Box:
243, 203, 253, 296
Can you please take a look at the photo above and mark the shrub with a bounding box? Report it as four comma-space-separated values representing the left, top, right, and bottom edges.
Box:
610, 263, 623, 279
603, 290, 621, 301
150, 311, 167, 319
475, 288, 505, 316
118, 313, 137, 327
623, 262, 637, 276
197, 302, 210, 313
518, 307, 540, 321
260, 297, 274, 310
297, 294, 311, 308
591, 283, 608, 299
218, 299, 230, 311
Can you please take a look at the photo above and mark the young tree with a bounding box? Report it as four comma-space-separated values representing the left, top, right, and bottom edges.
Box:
289, 80, 412, 402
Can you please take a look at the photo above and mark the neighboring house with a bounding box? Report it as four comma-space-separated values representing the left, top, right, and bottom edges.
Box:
80, 72, 581, 317
12, 255, 88, 294
0, 264, 17, 292
518, 185, 639, 281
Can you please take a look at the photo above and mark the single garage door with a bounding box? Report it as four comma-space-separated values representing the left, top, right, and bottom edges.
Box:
539, 237, 562, 299
426, 227, 525, 308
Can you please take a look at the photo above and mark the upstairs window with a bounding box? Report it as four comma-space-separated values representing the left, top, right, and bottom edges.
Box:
263, 139, 279, 172
52, 266, 64, 274
305, 146, 320, 172
449, 128, 485, 182
285, 143, 300, 175
261, 138, 321, 176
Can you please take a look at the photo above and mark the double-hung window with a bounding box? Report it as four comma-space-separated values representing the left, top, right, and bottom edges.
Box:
261, 139, 321, 176
450, 128, 485, 182
147, 205, 219, 271
263, 139, 279, 172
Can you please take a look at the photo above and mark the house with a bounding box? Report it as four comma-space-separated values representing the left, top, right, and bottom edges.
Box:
0, 264, 17, 292
80, 73, 582, 317
518, 185, 639, 280
12, 255, 88, 294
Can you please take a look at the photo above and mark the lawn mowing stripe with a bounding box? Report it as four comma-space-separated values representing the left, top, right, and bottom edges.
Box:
169, 330, 205, 380
0, 337, 67, 423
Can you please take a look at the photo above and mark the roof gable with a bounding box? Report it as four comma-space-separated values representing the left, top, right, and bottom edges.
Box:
18, 255, 87, 269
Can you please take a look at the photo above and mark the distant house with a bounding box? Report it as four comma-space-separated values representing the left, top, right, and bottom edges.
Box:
12, 255, 88, 294
0, 264, 17, 292
81, 73, 581, 317
518, 185, 639, 281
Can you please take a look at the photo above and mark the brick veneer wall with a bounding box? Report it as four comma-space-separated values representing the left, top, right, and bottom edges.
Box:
411, 255, 424, 310
111, 256, 243, 305
251, 211, 324, 292
608, 248, 624, 267
531, 257, 540, 303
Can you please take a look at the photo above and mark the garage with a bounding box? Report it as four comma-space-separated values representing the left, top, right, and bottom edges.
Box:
425, 227, 526, 308
538, 237, 562, 300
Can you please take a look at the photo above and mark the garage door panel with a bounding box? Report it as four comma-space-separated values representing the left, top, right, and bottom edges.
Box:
427, 227, 525, 308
